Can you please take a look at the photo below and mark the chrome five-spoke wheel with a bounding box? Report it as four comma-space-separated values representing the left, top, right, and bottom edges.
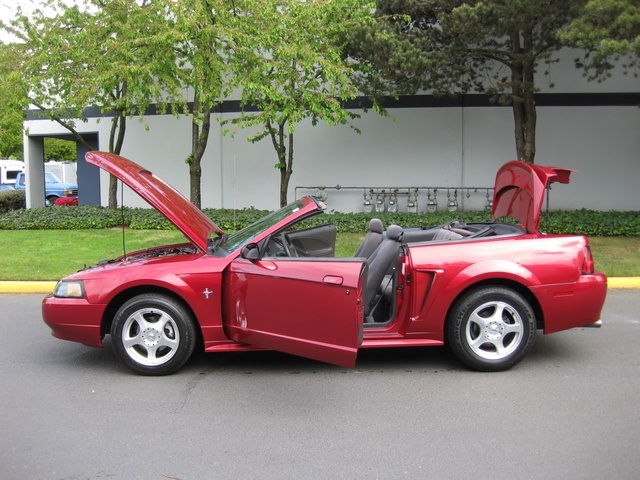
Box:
121, 307, 180, 366
111, 294, 197, 375
465, 300, 524, 360
447, 286, 536, 372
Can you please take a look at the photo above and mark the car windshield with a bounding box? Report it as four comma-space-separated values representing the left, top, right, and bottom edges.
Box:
211, 199, 307, 255
45, 172, 61, 183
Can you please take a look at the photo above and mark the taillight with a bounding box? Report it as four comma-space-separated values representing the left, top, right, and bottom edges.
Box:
581, 244, 595, 275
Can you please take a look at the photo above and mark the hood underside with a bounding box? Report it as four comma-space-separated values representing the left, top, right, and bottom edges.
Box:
86, 152, 224, 251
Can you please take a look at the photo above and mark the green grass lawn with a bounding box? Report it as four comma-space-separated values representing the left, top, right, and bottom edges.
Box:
588, 237, 640, 278
1, 230, 187, 281
0, 229, 637, 281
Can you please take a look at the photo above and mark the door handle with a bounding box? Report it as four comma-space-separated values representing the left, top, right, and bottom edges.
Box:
323, 275, 343, 285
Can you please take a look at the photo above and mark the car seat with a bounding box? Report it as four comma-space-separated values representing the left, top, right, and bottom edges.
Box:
354, 218, 384, 258
363, 225, 404, 322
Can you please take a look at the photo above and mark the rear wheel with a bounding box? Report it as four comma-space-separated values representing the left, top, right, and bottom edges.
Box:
111, 293, 197, 375
447, 286, 536, 372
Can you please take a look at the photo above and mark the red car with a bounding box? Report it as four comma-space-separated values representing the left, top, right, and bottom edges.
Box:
42, 152, 607, 375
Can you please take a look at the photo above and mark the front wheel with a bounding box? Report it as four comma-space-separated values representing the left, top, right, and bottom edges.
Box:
446, 286, 536, 372
111, 294, 197, 375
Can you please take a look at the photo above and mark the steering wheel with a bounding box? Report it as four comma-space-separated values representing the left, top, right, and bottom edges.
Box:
280, 233, 298, 257
265, 233, 298, 257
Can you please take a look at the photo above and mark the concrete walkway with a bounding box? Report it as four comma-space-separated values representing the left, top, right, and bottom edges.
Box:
1, 278, 639, 294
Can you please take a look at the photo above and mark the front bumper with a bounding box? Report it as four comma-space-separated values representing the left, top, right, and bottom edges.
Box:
42, 295, 106, 347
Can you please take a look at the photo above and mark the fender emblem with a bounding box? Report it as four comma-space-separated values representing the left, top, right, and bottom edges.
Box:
203, 288, 213, 299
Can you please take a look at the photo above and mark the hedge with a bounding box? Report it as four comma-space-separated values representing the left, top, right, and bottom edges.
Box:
0, 189, 26, 214
0, 203, 638, 236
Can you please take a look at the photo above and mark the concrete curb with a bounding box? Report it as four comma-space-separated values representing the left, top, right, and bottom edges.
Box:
1, 278, 639, 294
607, 277, 640, 289
0, 281, 57, 294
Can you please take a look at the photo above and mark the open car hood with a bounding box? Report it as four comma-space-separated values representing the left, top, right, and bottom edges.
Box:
86, 152, 224, 251
492, 160, 573, 233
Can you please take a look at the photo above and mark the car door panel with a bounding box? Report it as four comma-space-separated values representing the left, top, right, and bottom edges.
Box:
288, 224, 337, 257
223, 258, 366, 367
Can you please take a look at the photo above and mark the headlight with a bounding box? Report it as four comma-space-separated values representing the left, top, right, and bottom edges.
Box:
54, 280, 85, 298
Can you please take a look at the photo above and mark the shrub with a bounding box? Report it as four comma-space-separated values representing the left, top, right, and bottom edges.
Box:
0, 205, 127, 229
0, 203, 638, 236
540, 210, 640, 237
0, 189, 26, 214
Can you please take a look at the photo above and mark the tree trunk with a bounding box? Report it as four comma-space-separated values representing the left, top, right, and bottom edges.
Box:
522, 31, 537, 164
279, 128, 294, 208
509, 30, 537, 164
189, 97, 212, 209
108, 111, 126, 209
511, 78, 526, 162
189, 161, 202, 208
269, 121, 292, 208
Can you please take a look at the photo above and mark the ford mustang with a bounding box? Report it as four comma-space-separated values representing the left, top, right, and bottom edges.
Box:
42, 152, 607, 375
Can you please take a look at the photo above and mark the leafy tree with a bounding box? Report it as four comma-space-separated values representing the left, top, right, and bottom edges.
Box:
0, 107, 23, 159
44, 138, 76, 162
0, 43, 27, 159
171, 0, 235, 209
560, 0, 639, 80
228, 0, 373, 207
349, 0, 585, 164
1, 45, 75, 162
2, 0, 182, 207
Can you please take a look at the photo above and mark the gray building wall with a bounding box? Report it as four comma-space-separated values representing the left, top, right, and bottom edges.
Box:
24, 51, 640, 212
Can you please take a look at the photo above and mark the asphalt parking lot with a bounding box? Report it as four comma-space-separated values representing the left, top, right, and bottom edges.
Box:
1, 289, 639, 480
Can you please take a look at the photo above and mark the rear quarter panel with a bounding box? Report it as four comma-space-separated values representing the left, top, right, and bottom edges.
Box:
405, 234, 603, 335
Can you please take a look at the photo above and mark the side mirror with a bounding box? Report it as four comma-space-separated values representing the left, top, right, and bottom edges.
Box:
241, 243, 260, 261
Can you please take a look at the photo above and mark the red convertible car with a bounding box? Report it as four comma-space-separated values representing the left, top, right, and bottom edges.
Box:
42, 152, 607, 375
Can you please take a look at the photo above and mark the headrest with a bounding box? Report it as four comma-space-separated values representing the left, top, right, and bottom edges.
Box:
386, 225, 404, 242
369, 218, 383, 234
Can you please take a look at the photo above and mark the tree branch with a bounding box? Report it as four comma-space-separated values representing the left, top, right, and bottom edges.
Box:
30, 101, 94, 152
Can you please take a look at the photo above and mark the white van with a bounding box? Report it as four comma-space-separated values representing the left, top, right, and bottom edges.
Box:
0, 159, 25, 186
45, 160, 77, 184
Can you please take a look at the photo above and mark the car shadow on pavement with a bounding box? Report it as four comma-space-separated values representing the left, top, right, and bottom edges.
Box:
44, 332, 587, 376
182, 345, 464, 376
526, 329, 598, 367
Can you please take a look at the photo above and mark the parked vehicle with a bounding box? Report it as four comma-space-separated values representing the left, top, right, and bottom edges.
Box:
0, 159, 25, 186
42, 152, 607, 375
14, 171, 78, 206
44, 160, 77, 184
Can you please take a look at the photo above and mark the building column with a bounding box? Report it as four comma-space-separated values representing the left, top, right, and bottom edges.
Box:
25, 136, 45, 208
76, 135, 101, 206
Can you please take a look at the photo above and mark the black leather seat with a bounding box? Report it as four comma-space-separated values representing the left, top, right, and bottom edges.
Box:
354, 218, 384, 258
363, 225, 403, 321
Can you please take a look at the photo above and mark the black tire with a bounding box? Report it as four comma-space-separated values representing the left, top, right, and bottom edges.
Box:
446, 286, 536, 372
45, 195, 58, 207
111, 293, 197, 375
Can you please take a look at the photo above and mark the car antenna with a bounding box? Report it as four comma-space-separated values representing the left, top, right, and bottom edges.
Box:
120, 179, 127, 260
